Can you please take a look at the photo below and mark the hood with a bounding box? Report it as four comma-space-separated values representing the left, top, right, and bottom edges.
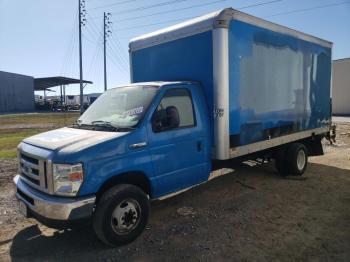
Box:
23, 127, 128, 152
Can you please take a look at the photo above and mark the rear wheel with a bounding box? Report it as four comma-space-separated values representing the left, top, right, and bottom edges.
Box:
93, 184, 149, 246
286, 143, 308, 176
275, 143, 308, 176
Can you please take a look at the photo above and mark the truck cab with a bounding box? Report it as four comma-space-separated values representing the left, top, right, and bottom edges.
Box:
14, 81, 211, 245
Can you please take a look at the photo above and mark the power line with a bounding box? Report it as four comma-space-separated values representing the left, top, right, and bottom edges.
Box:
65, 31, 78, 78
91, 0, 192, 18
61, 11, 78, 75
107, 49, 129, 81
63, 34, 77, 77
86, 15, 103, 39
88, 0, 138, 10
88, 40, 104, 90
87, 30, 103, 90
97, 49, 105, 83
112, 0, 229, 23
109, 40, 129, 65
107, 41, 129, 72
87, 30, 103, 77
109, 34, 129, 63
84, 22, 103, 44
112, 0, 282, 23
238, 0, 282, 10
107, 48, 129, 74
86, 13, 129, 79
114, 15, 196, 31
91, 46, 104, 91
113, 0, 283, 31
83, 33, 100, 45
264, 1, 350, 18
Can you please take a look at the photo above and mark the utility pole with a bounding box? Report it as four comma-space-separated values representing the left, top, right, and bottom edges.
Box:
79, 0, 86, 114
104, 12, 112, 92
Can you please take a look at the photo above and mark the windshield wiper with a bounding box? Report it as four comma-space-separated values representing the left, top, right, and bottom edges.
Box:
92, 121, 137, 132
116, 126, 136, 131
72, 120, 135, 132
91, 121, 118, 131
71, 120, 88, 128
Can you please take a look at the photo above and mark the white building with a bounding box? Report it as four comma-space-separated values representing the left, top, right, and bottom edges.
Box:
332, 58, 350, 115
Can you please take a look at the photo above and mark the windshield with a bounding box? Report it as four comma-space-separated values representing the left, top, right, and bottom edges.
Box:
77, 85, 158, 129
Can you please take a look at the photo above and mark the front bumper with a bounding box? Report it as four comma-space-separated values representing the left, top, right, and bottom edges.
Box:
14, 175, 95, 222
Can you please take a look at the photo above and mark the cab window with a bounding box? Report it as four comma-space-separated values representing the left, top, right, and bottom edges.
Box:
152, 88, 195, 132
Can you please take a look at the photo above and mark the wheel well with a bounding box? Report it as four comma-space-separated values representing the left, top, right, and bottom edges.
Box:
96, 171, 152, 203
270, 135, 324, 158
301, 136, 324, 156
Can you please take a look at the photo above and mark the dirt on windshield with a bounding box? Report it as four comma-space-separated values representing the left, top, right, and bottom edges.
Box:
0, 121, 349, 262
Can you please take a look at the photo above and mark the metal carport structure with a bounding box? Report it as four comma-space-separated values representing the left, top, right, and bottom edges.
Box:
34, 76, 93, 111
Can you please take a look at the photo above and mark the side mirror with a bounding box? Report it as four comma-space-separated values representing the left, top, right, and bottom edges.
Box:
152, 109, 167, 132
152, 106, 180, 132
165, 106, 180, 129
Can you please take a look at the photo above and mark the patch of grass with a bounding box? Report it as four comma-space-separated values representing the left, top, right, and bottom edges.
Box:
0, 112, 79, 159
0, 150, 17, 158
0, 112, 79, 126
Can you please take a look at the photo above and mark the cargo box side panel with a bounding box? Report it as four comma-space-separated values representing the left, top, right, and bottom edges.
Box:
131, 31, 214, 114
228, 20, 331, 147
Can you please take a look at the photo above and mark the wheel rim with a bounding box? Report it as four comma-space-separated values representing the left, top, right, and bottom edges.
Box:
296, 149, 306, 171
111, 198, 141, 235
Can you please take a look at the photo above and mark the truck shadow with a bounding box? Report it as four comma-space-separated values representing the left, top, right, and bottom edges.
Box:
9, 224, 108, 260
9, 162, 350, 261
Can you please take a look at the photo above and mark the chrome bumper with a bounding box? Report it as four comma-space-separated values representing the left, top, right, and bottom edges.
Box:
14, 175, 95, 221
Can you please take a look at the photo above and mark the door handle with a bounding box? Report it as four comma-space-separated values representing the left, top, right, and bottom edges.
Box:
129, 142, 147, 149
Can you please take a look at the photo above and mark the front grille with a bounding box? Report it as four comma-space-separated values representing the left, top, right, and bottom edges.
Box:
20, 172, 40, 185
19, 150, 50, 193
20, 153, 39, 165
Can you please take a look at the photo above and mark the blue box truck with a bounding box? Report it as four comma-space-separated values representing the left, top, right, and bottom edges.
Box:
14, 8, 334, 246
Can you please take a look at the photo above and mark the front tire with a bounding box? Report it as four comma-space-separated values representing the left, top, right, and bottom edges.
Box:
93, 184, 149, 246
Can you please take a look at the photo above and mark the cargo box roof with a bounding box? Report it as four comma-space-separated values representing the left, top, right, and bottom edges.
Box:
129, 8, 332, 51
109, 81, 195, 90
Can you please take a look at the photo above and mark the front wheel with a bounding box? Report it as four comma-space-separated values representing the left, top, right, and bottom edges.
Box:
93, 184, 149, 246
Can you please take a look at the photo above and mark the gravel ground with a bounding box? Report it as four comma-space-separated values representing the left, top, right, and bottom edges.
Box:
0, 122, 349, 262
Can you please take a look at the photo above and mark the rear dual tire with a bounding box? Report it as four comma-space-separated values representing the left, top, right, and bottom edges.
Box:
275, 143, 308, 176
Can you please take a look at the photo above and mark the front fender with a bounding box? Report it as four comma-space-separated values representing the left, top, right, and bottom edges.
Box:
78, 146, 154, 197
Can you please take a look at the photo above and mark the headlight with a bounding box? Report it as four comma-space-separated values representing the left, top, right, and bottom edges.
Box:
53, 163, 84, 196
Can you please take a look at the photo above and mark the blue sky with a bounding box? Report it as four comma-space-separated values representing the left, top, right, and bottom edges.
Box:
0, 0, 349, 95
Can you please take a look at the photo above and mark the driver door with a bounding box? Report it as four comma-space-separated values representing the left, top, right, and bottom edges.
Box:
147, 87, 208, 197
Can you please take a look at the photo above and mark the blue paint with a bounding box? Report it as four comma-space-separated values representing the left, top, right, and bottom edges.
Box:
228, 20, 331, 145
132, 31, 215, 139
